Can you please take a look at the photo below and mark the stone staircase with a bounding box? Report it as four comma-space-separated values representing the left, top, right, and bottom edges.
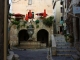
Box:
56, 43, 75, 56
54, 34, 78, 57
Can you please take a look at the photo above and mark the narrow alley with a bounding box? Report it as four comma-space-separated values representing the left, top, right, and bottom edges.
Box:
8, 34, 80, 60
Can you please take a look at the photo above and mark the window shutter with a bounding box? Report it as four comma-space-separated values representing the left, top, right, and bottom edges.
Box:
28, 0, 32, 5
32, 12, 34, 18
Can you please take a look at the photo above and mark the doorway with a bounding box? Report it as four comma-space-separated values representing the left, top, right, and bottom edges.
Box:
18, 29, 29, 44
37, 29, 49, 47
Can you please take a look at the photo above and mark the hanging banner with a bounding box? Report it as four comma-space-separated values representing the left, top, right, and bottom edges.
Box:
73, 6, 80, 14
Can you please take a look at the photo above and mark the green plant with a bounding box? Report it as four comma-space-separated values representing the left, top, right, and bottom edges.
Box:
12, 20, 20, 25
36, 24, 39, 28
27, 26, 29, 28
8, 13, 14, 19
64, 34, 69, 42
17, 24, 20, 29
69, 35, 74, 43
27, 25, 34, 28
21, 21, 27, 27
43, 16, 54, 27
35, 20, 39, 24
11, 19, 21, 29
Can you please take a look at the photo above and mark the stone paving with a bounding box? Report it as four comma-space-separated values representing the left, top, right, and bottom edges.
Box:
10, 34, 80, 60
12, 49, 48, 60
12, 48, 75, 60
52, 56, 73, 60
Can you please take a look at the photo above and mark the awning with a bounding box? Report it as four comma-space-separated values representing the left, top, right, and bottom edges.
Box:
13, 13, 25, 18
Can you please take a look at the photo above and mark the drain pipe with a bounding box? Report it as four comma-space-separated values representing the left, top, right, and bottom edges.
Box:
4, 0, 8, 60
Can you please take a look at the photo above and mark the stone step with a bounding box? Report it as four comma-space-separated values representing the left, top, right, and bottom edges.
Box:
57, 50, 76, 52
56, 44, 70, 46
56, 41, 70, 44
72, 55, 80, 60
76, 51, 80, 56
57, 51, 76, 55
55, 39, 65, 40
57, 46, 71, 48
57, 54, 71, 56
56, 43, 70, 46
57, 48, 76, 51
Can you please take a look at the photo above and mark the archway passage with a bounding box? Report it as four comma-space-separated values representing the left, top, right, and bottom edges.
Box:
37, 29, 49, 47
18, 29, 29, 44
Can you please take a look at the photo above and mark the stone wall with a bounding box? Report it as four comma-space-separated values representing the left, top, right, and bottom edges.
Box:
10, 20, 53, 46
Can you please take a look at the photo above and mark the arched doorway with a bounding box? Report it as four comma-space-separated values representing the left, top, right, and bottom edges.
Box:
18, 29, 29, 44
37, 29, 49, 47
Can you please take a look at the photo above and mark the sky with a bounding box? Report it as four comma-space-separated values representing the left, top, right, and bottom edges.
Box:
9, 0, 12, 13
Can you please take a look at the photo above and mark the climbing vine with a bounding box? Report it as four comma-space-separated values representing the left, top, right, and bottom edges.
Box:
35, 20, 40, 28
43, 16, 54, 27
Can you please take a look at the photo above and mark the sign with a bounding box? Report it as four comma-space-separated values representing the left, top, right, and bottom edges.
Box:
73, 6, 80, 14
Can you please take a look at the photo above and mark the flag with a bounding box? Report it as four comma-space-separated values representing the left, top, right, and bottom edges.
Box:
28, 10, 32, 19
43, 9, 47, 17
25, 14, 28, 21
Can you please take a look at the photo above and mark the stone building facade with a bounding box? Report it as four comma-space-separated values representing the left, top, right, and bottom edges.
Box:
10, 0, 54, 48
53, 0, 63, 34
9, 18, 53, 48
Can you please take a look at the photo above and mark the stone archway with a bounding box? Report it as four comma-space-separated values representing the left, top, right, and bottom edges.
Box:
18, 29, 29, 44
37, 29, 49, 47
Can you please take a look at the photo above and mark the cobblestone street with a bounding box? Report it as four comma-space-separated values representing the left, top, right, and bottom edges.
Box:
12, 49, 48, 60
12, 48, 74, 60
11, 34, 78, 60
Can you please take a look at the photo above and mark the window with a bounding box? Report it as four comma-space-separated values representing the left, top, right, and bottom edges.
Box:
60, 1, 63, 5
61, 16, 63, 21
60, 7, 63, 13
28, 0, 32, 5
32, 12, 34, 18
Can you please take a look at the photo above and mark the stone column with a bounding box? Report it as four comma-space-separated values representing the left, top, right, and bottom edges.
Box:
0, 0, 8, 60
